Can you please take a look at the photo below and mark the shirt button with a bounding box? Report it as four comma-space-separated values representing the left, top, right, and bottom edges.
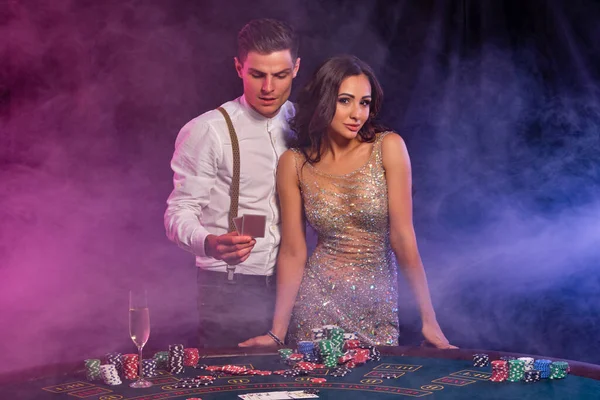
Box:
270, 226, 276, 231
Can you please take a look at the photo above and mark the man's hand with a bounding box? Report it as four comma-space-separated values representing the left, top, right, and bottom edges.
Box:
204, 232, 255, 265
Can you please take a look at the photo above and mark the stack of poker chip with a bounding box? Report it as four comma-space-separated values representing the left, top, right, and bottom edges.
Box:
534, 359, 552, 378
507, 359, 526, 382
184, 348, 200, 367
322, 325, 336, 339
549, 361, 569, 379
168, 344, 185, 374
344, 339, 361, 351
100, 364, 122, 385
330, 327, 345, 354
473, 353, 490, 367
84, 359, 102, 381
297, 341, 318, 363
153, 351, 169, 369
490, 360, 509, 382
142, 359, 157, 378
518, 357, 535, 371
278, 348, 293, 361
105, 352, 124, 377
122, 354, 139, 380
311, 328, 324, 340
524, 369, 541, 382
318, 339, 341, 368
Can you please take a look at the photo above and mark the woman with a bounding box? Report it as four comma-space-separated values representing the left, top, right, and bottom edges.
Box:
240, 55, 456, 349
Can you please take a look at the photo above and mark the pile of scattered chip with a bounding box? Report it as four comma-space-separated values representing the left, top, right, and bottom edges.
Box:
174, 376, 214, 388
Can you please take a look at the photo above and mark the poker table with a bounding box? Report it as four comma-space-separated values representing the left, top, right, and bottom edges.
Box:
3, 346, 600, 400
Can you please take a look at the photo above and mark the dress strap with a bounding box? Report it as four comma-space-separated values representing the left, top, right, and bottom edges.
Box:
289, 148, 305, 184
373, 131, 392, 165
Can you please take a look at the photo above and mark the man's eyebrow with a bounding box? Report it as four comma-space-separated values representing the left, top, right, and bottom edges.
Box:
248, 68, 292, 75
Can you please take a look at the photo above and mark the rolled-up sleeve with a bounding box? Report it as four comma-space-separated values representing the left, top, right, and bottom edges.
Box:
164, 119, 222, 258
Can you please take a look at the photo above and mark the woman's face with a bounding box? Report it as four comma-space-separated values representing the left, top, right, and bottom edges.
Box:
328, 73, 372, 141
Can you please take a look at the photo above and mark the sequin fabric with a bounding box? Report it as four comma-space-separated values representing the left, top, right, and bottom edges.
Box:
288, 132, 399, 346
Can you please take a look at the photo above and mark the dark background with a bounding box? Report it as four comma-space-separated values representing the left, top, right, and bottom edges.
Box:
1, 0, 599, 375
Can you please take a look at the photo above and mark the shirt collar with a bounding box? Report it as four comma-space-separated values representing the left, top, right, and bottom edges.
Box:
239, 94, 287, 124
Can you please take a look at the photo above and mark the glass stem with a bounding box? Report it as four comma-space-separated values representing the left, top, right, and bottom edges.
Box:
138, 346, 143, 381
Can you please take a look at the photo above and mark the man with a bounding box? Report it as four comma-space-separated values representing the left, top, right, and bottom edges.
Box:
164, 19, 300, 347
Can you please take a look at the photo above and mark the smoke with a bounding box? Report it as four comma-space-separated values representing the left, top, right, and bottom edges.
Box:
1, 0, 599, 377
389, 3, 600, 360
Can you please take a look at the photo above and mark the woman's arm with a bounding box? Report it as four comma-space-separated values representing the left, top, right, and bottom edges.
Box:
239, 150, 307, 346
382, 133, 456, 349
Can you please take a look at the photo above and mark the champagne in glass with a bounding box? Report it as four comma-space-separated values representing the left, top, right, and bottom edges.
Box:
129, 290, 153, 388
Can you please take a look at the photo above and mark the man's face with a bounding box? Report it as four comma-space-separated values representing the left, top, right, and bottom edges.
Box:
235, 50, 300, 118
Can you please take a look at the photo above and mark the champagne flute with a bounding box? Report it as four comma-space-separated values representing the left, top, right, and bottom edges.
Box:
129, 289, 153, 388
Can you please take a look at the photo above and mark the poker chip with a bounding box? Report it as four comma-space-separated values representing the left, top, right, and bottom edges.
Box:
175, 377, 214, 388
524, 369, 541, 382
84, 359, 101, 381
518, 357, 535, 371
105, 353, 124, 376
142, 359, 157, 378
184, 348, 200, 367
278, 348, 294, 360
550, 361, 569, 379
330, 367, 350, 377
168, 344, 185, 374
100, 364, 122, 386
508, 359, 526, 382
473, 353, 489, 368
534, 359, 552, 379
304, 389, 320, 395
490, 360, 508, 382
122, 354, 139, 380
311, 377, 327, 383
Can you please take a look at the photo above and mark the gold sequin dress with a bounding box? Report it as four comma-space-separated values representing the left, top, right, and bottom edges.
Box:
289, 132, 399, 346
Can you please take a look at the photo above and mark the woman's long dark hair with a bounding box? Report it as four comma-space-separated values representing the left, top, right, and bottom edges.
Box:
289, 55, 387, 164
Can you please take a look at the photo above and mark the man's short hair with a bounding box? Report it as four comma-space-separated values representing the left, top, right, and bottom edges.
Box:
237, 19, 299, 63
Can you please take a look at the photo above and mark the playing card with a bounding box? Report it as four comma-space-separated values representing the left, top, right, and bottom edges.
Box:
241, 214, 266, 238
233, 216, 244, 233
238, 391, 318, 399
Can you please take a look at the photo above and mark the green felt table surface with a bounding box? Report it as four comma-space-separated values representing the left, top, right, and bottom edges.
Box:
3, 347, 600, 400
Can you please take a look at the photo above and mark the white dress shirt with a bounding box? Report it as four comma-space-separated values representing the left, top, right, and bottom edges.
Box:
165, 95, 294, 276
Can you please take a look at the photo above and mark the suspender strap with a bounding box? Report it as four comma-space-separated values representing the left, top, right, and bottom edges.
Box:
216, 106, 240, 234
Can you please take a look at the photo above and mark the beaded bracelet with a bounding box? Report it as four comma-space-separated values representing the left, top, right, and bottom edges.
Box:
267, 330, 285, 346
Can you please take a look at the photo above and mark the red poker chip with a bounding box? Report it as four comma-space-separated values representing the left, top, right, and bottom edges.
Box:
273, 370, 287, 375
196, 375, 214, 380
311, 378, 327, 383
